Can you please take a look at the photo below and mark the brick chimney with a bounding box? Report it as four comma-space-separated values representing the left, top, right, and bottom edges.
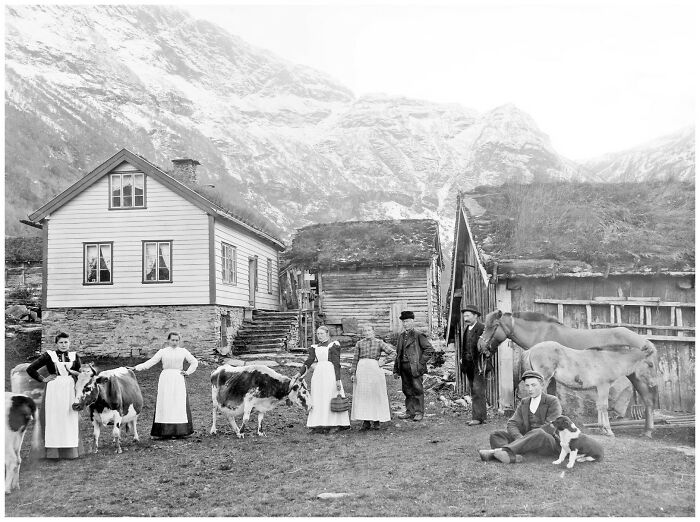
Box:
171, 158, 201, 184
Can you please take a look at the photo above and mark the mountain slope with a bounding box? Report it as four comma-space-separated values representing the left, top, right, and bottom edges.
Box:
4, 4, 694, 249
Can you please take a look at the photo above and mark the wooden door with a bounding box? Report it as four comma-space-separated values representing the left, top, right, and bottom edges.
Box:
390, 301, 408, 333
248, 257, 257, 307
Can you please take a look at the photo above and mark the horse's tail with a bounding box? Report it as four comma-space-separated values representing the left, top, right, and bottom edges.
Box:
521, 350, 533, 372
642, 339, 657, 358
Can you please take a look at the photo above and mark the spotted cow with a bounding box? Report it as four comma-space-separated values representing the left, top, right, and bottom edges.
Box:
10, 363, 45, 455
72, 366, 143, 454
5, 392, 37, 494
210, 365, 311, 438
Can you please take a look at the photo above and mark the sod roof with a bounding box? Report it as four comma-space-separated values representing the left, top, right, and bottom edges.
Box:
461, 180, 694, 276
284, 219, 442, 269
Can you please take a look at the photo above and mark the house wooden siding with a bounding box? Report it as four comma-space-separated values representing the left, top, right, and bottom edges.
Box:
320, 265, 432, 334
45, 164, 210, 308
498, 274, 695, 413
213, 220, 279, 310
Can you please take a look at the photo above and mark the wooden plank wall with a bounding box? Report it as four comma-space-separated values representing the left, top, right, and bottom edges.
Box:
455, 233, 497, 400
510, 274, 695, 412
320, 265, 430, 335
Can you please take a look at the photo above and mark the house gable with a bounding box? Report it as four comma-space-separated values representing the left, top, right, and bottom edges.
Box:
29, 148, 284, 250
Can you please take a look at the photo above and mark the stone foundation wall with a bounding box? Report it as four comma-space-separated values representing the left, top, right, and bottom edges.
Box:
216, 305, 245, 349
42, 305, 245, 360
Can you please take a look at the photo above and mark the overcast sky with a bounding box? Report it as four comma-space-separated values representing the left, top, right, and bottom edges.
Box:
181, 0, 695, 161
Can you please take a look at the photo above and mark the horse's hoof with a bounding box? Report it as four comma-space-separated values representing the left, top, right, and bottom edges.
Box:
236, 433, 244, 439
643, 431, 653, 439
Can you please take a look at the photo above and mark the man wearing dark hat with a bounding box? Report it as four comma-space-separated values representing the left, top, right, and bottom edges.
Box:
392, 311, 434, 421
478, 370, 561, 463
460, 304, 487, 425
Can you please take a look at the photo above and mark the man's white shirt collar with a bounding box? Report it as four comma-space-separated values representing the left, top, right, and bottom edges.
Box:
529, 394, 542, 413
468, 323, 476, 330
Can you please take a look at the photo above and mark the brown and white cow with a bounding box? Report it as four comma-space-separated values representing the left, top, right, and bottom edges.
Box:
210, 364, 311, 438
10, 363, 44, 455
72, 366, 143, 454
5, 392, 37, 494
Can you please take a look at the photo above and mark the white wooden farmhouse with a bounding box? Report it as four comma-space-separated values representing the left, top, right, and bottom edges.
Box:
27, 149, 285, 358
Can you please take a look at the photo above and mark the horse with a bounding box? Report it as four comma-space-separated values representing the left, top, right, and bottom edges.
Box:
524, 341, 655, 436
478, 310, 658, 437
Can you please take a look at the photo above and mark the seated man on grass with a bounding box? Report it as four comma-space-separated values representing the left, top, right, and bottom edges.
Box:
478, 370, 561, 463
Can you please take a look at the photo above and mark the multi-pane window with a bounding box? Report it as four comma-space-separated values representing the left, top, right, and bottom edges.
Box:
222, 243, 236, 284
143, 241, 172, 283
267, 258, 273, 294
84, 242, 112, 284
110, 173, 145, 208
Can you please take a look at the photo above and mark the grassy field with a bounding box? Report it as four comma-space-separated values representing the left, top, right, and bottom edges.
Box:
4, 334, 695, 517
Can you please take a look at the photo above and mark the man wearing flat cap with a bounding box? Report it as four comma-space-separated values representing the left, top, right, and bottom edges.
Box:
460, 304, 487, 425
392, 311, 434, 421
478, 370, 561, 463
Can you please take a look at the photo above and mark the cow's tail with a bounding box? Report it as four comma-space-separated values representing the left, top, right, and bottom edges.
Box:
30, 406, 42, 459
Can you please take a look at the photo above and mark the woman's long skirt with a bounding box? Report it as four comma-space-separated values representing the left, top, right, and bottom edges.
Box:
39, 375, 84, 459
351, 359, 391, 422
151, 369, 193, 438
306, 361, 350, 427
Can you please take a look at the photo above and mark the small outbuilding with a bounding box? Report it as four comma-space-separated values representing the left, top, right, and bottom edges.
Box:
446, 181, 695, 415
282, 219, 444, 342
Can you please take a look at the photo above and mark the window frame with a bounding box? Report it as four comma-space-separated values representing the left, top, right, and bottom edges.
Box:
221, 242, 237, 285
109, 172, 147, 210
142, 240, 173, 284
83, 241, 114, 286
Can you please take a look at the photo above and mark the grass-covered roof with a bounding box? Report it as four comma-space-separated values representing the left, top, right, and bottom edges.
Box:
461, 180, 694, 275
284, 219, 441, 269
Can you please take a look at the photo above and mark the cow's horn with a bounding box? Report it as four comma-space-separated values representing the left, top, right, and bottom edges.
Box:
88, 362, 97, 375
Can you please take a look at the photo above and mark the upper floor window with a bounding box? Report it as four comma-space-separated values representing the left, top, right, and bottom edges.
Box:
84, 242, 112, 284
110, 173, 145, 209
267, 258, 273, 294
222, 242, 236, 285
143, 241, 172, 283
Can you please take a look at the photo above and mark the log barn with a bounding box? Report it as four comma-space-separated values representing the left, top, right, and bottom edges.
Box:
446, 181, 695, 416
282, 219, 444, 340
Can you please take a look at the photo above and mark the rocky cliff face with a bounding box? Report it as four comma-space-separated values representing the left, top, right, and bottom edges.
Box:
581, 127, 694, 182
4, 4, 694, 248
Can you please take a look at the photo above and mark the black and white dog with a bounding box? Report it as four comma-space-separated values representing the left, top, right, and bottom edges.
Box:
551, 415, 604, 468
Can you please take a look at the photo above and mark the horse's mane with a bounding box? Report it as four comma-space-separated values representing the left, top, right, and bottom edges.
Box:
512, 311, 563, 325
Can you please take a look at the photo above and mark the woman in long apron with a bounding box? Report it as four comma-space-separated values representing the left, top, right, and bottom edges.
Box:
133, 332, 198, 438
26, 332, 84, 459
350, 325, 395, 430
297, 325, 350, 434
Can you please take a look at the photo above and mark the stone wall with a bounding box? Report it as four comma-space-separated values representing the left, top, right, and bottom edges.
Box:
42, 305, 245, 360
216, 305, 245, 350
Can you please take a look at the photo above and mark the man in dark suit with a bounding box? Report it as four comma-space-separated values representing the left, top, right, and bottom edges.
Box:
392, 310, 434, 422
478, 370, 561, 463
460, 304, 487, 425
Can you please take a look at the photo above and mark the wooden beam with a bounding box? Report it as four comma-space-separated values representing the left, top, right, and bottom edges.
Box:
646, 335, 695, 342
585, 304, 592, 329
557, 303, 564, 323
590, 322, 695, 331
534, 298, 694, 307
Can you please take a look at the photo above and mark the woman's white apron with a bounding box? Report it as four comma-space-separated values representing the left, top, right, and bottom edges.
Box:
155, 369, 188, 423
44, 351, 80, 448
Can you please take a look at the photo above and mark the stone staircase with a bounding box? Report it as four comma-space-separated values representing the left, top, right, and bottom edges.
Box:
231, 310, 298, 354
